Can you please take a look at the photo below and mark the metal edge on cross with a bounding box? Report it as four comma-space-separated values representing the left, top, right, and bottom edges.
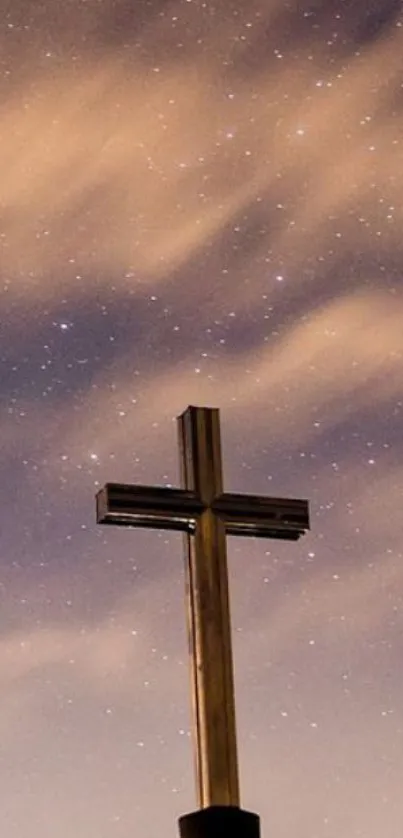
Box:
96, 404, 310, 821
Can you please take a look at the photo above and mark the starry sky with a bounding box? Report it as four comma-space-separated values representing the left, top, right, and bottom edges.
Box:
1, 1, 403, 836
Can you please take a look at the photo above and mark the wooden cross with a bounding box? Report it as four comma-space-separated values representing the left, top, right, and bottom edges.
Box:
96, 405, 309, 810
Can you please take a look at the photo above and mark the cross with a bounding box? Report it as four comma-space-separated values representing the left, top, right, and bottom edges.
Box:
96, 405, 309, 810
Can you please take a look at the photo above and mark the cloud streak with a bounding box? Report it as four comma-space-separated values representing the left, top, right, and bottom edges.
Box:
1, 9, 401, 308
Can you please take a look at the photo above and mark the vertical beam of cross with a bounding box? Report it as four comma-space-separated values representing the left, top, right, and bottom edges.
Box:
178, 407, 239, 808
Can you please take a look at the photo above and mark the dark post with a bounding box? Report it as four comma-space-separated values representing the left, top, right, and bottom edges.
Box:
179, 806, 260, 838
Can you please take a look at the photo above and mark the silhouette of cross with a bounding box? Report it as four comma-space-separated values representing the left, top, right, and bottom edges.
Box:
96, 405, 309, 809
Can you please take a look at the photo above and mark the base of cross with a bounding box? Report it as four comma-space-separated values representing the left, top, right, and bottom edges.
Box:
178, 806, 260, 838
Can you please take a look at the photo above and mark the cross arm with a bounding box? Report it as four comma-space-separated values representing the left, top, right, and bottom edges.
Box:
212, 493, 310, 540
96, 482, 203, 532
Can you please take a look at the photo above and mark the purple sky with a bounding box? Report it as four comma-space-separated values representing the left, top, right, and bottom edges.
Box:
1, 1, 403, 836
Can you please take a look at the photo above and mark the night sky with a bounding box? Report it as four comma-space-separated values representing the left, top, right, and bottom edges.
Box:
1, 1, 403, 836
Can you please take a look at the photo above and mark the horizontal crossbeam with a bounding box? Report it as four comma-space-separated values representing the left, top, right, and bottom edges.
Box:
96, 482, 309, 540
